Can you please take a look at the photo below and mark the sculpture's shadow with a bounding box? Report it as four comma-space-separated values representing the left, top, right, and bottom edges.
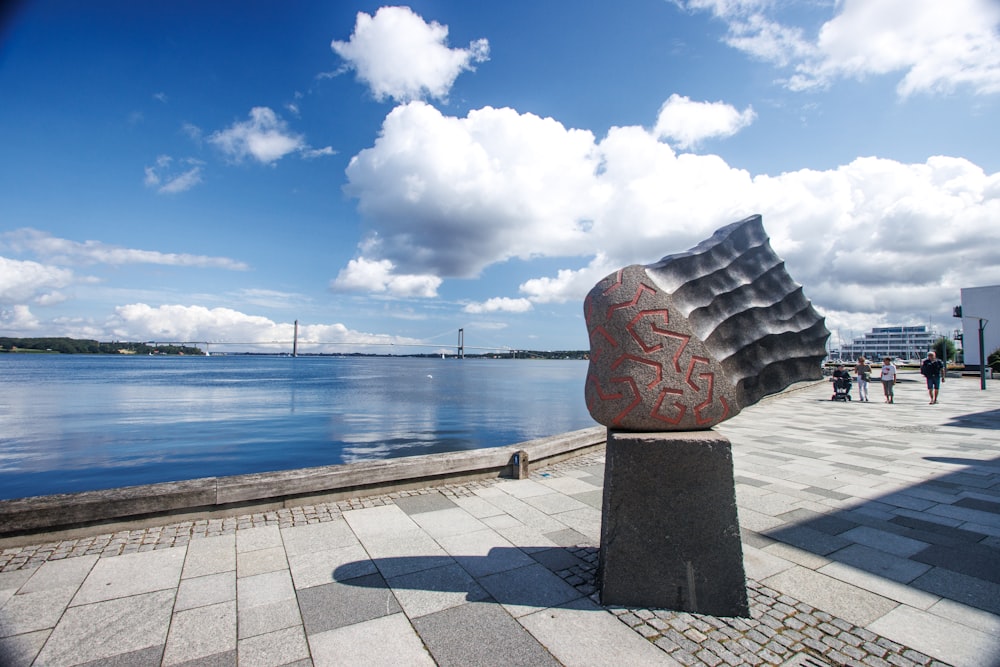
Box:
331, 545, 598, 609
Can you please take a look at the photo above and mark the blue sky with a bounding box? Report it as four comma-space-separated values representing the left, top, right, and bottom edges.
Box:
2, 0, 999, 354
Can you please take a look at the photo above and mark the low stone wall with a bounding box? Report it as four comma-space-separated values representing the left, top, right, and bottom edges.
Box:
0, 426, 605, 545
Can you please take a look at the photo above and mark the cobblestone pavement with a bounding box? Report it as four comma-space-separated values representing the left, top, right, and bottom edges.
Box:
2, 374, 998, 666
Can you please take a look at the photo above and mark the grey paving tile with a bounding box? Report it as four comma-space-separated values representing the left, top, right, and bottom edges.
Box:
33, 588, 174, 667
528, 546, 588, 573
288, 542, 375, 590
343, 503, 421, 539
175, 570, 236, 611
868, 605, 1000, 667
519, 597, 681, 666
477, 562, 583, 617
840, 524, 931, 557
451, 495, 507, 519
280, 518, 358, 557
912, 542, 1000, 584
297, 572, 401, 635
235, 525, 283, 553
438, 530, 535, 578
543, 528, 591, 547
172, 650, 236, 667
762, 565, 898, 627
393, 491, 458, 515
0, 584, 77, 637
183, 534, 236, 579
0, 628, 48, 667
827, 543, 932, 583
386, 562, 489, 618
77, 644, 165, 667
237, 625, 309, 667
408, 506, 490, 539
0, 569, 33, 593
163, 600, 237, 665
534, 475, 600, 496
817, 561, 940, 609
412, 602, 560, 667
764, 524, 852, 555
911, 566, 1000, 615
569, 489, 603, 509
493, 479, 553, 499
776, 508, 858, 535
523, 491, 590, 515
72, 546, 185, 605
308, 612, 435, 666
238, 597, 301, 639
237, 569, 295, 610
236, 545, 288, 578
18, 554, 97, 592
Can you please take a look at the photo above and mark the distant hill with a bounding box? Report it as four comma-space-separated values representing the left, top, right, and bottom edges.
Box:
0, 337, 204, 355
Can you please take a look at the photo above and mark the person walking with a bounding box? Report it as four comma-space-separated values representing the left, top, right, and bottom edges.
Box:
920, 350, 945, 404
855, 355, 872, 402
880, 356, 897, 403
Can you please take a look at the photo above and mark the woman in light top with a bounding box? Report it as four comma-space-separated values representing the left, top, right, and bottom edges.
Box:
855, 356, 872, 402
880, 357, 897, 404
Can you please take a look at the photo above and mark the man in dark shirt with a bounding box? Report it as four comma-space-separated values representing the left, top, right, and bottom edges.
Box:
920, 351, 945, 404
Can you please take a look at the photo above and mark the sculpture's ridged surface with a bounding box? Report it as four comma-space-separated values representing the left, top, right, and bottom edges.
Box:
585, 214, 829, 431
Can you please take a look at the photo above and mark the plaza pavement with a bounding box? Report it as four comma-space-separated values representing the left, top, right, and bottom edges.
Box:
0, 371, 998, 666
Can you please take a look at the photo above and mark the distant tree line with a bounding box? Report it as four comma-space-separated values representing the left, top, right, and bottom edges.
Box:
0, 337, 204, 355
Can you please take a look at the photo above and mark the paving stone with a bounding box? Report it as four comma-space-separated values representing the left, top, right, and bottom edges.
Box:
393, 490, 458, 515
162, 600, 237, 665
412, 602, 560, 667
308, 612, 435, 666
296, 571, 401, 635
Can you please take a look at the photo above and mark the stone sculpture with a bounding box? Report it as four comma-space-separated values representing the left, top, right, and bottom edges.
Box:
585, 214, 829, 431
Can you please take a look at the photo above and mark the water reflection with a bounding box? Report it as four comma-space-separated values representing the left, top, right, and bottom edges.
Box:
0, 355, 594, 499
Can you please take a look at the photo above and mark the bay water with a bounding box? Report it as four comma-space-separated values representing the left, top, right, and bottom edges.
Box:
0, 355, 595, 501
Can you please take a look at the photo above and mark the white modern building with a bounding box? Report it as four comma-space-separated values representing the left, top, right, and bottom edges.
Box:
957, 285, 1000, 367
839, 326, 939, 362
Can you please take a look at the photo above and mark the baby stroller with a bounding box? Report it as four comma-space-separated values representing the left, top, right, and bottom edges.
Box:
831, 372, 852, 401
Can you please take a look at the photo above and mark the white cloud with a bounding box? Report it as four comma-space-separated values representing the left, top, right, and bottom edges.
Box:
0, 304, 40, 332
654, 94, 756, 148
209, 107, 305, 164
0, 256, 74, 304
2, 228, 249, 270
301, 146, 337, 159
107, 303, 424, 353
341, 98, 1000, 336
464, 297, 533, 314
144, 155, 203, 194
679, 0, 1000, 96
332, 6, 489, 102
344, 102, 604, 278
330, 256, 442, 298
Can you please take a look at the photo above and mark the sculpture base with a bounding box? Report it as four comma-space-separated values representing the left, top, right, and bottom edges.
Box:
599, 429, 749, 617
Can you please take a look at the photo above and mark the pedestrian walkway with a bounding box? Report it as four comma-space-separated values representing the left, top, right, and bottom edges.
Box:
1, 372, 997, 666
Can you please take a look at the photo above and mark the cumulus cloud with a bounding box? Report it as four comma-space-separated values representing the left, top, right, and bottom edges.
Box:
107, 303, 424, 353
0, 304, 41, 333
345, 102, 604, 278
678, 0, 1000, 96
209, 107, 306, 164
464, 297, 533, 314
330, 257, 442, 298
2, 228, 249, 270
332, 6, 489, 102
340, 98, 1000, 334
654, 94, 756, 148
0, 256, 74, 304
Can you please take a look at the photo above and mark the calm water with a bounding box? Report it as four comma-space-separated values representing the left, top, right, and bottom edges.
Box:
0, 355, 594, 500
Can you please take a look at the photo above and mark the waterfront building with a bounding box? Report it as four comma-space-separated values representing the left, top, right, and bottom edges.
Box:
839, 325, 938, 362
956, 284, 1000, 367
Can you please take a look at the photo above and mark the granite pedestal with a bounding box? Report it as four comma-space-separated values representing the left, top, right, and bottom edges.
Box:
598, 429, 749, 617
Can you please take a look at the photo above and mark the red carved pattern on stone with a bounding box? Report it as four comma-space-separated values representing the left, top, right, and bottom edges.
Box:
585, 272, 728, 429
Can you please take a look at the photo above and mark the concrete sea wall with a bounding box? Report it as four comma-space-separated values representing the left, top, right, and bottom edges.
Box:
0, 426, 605, 547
